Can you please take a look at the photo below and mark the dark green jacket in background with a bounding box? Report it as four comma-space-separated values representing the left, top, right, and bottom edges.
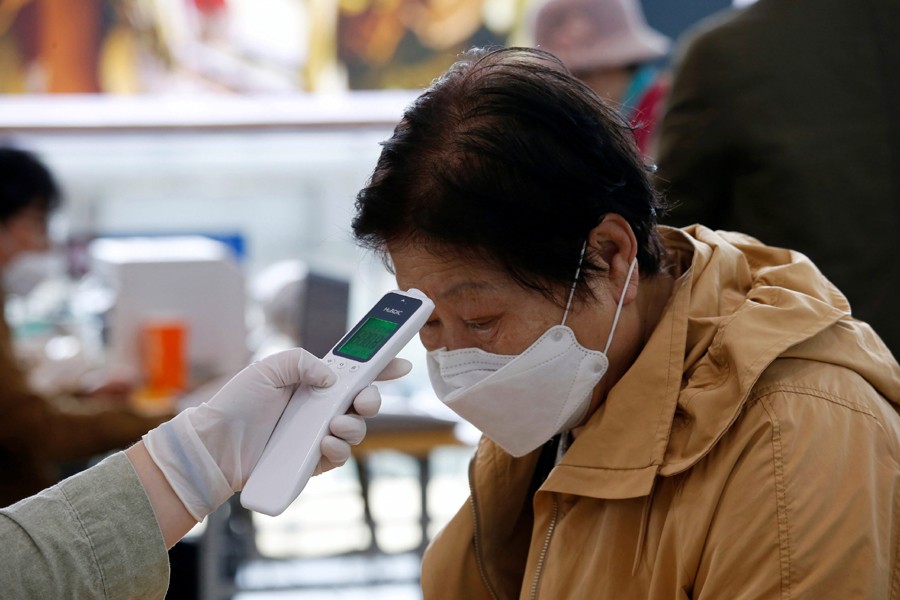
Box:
656, 0, 900, 358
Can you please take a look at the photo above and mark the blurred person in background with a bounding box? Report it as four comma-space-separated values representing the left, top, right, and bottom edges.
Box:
655, 0, 900, 358
530, 0, 671, 157
0, 146, 170, 506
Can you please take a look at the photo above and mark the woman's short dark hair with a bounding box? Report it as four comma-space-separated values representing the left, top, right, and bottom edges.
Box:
0, 147, 61, 224
352, 47, 665, 303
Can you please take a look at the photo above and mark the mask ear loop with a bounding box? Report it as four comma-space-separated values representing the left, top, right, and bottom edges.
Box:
603, 257, 638, 354
561, 241, 588, 327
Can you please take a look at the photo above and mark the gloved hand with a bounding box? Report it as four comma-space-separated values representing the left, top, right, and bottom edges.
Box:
143, 348, 411, 521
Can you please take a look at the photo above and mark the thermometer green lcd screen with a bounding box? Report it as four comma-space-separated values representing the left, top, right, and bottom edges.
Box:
337, 317, 400, 361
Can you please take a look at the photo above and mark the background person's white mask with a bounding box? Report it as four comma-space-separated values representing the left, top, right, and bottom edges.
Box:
3, 251, 61, 297
427, 254, 638, 457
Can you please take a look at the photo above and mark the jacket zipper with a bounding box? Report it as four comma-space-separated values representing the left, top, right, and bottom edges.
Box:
469, 459, 500, 600
529, 495, 559, 600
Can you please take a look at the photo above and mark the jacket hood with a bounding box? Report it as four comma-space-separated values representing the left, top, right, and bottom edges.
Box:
543, 225, 900, 498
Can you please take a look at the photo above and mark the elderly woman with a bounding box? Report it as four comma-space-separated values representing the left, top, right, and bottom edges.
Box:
352, 47, 900, 598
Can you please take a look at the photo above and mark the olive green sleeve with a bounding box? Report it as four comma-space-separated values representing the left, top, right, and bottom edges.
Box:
0, 452, 170, 599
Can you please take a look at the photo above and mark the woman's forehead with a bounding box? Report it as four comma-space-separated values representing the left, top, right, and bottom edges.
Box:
390, 244, 509, 297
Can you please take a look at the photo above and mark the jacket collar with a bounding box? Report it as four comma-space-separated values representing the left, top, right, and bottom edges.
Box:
542, 226, 849, 499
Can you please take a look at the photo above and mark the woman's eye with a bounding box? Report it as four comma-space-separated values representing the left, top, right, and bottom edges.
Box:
465, 319, 496, 333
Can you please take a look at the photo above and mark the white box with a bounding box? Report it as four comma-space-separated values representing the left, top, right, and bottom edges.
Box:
89, 236, 249, 385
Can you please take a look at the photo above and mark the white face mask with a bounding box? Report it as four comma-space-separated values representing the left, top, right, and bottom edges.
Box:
427, 250, 638, 457
3, 251, 61, 297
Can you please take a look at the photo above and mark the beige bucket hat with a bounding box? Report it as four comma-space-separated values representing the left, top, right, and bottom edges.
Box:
532, 0, 671, 72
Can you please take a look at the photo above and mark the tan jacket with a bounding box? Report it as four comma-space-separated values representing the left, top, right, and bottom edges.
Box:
0, 300, 168, 506
422, 226, 900, 599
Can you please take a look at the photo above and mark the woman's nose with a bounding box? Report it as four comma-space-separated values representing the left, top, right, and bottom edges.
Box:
439, 327, 478, 352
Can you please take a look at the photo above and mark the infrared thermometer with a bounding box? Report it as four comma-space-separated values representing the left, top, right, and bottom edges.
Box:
240, 288, 434, 516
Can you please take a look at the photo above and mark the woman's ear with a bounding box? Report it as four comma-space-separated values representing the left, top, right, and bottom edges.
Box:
586, 214, 639, 305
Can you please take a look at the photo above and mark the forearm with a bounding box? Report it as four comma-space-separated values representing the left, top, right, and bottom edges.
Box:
125, 441, 198, 549
0, 453, 169, 598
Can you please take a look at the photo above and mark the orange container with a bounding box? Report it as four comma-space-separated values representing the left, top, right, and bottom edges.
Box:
140, 318, 188, 395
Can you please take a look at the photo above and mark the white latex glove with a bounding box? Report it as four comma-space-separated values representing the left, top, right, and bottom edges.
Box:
143, 348, 411, 521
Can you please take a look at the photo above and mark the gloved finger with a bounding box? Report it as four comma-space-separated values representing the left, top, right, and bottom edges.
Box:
319, 435, 352, 469
350, 385, 381, 418
296, 349, 337, 387
330, 413, 367, 445
252, 348, 335, 389
375, 358, 412, 382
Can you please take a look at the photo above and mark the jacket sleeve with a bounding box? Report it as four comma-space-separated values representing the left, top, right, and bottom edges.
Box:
654, 24, 735, 229
0, 452, 170, 599
685, 385, 899, 599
